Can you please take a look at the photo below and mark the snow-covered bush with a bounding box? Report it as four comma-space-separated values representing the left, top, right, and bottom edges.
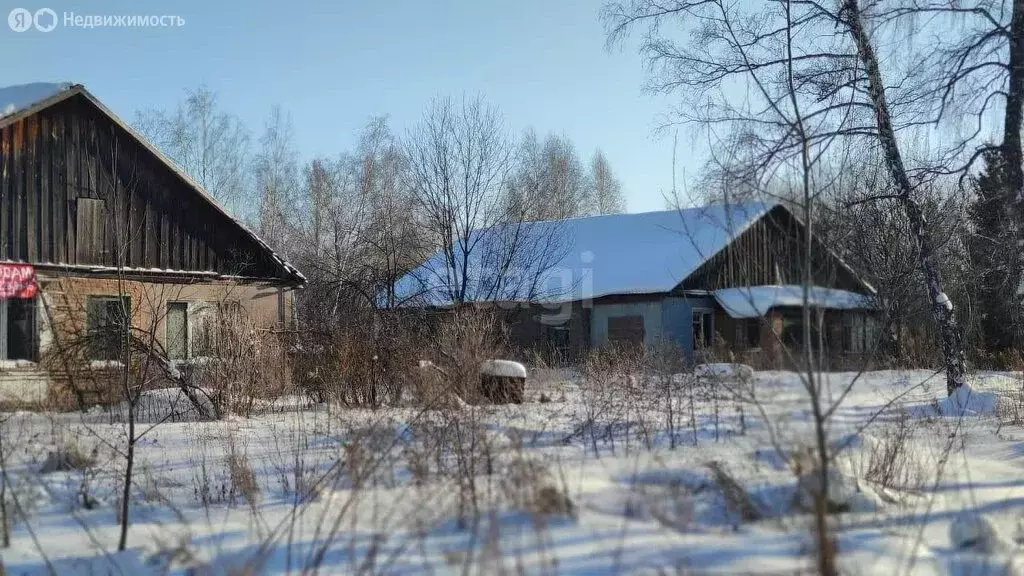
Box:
795, 467, 886, 514
950, 512, 1010, 554
499, 456, 575, 519
183, 311, 293, 418
38, 442, 96, 474
863, 409, 924, 492
426, 310, 509, 406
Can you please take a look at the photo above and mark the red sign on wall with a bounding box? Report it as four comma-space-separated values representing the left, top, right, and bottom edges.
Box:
0, 264, 37, 299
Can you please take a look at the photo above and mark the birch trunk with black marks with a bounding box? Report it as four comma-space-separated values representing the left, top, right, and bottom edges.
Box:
1003, 0, 1024, 346
842, 0, 967, 395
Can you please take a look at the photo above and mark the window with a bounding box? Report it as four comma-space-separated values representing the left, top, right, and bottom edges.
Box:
86, 296, 130, 360
166, 301, 229, 361
692, 310, 713, 349
608, 315, 644, 347
544, 324, 571, 358
781, 313, 803, 348
0, 298, 36, 361
843, 312, 879, 353
166, 302, 188, 360
277, 289, 286, 328
743, 318, 761, 349
190, 304, 217, 358
781, 310, 823, 351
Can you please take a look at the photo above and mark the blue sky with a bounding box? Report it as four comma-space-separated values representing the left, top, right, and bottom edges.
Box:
0, 0, 700, 213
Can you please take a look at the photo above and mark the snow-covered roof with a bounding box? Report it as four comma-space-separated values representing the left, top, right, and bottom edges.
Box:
395, 203, 775, 306
0, 82, 305, 286
714, 285, 876, 318
0, 82, 72, 119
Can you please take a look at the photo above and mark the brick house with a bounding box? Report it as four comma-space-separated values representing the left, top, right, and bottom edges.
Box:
0, 83, 305, 403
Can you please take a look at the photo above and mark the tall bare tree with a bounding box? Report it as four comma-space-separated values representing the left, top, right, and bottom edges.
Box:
838, 0, 968, 392
605, 0, 969, 394
135, 86, 249, 213
589, 149, 626, 214
506, 130, 591, 221
899, 0, 1024, 348
406, 97, 567, 304
254, 106, 300, 256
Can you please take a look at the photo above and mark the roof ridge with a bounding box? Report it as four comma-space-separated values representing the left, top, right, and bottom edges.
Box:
517, 201, 778, 226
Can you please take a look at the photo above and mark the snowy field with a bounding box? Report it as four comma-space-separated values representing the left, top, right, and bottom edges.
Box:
1, 368, 1024, 574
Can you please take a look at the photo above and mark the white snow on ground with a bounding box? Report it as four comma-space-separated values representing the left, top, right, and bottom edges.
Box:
2, 369, 1024, 574
693, 362, 755, 380
938, 384, 999, 417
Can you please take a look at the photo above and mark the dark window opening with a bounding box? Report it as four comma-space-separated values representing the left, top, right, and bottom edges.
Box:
781, 314, 803, 347
277, 289, 286, 328
86, 296, 131, 361
608, 315, 644, 347
843, 312, 878, 353
744, 318, 760, 348
781, 310, 823, 352
692, 310, 713, 349
191, 304, 217, 358
544, 323, 571, 359
1, 298, 37, 361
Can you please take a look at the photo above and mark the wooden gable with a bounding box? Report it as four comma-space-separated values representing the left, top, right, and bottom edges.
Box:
677, 205, 869, 293
0, 90, 302, 285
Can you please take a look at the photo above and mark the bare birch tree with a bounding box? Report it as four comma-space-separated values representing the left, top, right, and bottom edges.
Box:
506, 129, 592, 221
135, 86, 249, 213
894, 0, 1024, 348
589, 149, 627, 214
838, 0, 968, 392
254, 106, 300, 257
407, 97, 547, 304
605, 0, 969, 395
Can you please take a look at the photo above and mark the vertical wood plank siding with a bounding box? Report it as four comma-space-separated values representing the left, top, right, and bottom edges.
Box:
679, 206, 864, 292
0, 95, 286, 280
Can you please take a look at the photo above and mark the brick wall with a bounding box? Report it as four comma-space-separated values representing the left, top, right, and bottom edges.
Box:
38, 274, 295, 355
20, 273, 298, 408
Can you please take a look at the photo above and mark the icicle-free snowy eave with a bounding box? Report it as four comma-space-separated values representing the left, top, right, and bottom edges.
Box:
714, 285, 876, 319
0, 82, 72, 119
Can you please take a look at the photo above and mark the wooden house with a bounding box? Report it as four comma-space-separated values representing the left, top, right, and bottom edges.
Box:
394, 203, 879, 368
0, 83, 305, 403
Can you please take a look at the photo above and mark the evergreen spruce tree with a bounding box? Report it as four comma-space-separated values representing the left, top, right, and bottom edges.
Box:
967, 150, 1021, 356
